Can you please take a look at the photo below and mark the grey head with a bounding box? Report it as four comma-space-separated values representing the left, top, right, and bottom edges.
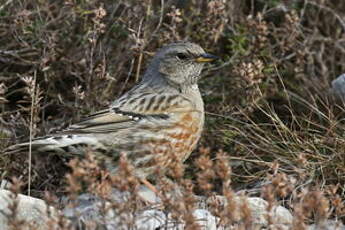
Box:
143, 42, 218, 89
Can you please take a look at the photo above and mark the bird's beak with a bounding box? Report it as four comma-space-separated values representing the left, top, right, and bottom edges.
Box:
195, 53, 219, 63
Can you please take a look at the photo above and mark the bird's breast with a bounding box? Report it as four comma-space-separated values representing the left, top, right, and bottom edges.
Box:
164, 111, 203, 158
131, 110, 204, 171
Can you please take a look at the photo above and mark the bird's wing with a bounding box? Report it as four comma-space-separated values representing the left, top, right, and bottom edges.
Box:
5, 92, 193, 154
62, 92, 192, 134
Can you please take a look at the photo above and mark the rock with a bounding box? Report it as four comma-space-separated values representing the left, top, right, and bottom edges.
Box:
308, 220, 345, 230
135, 208, 218, 230
0, 180, 12, 190
62, 188, 293, 229
62, 193, 119, 229
62, 191, 218, 230
137, 185, 161, 203
0, 187, 294, 229
331, 73, 345, 100
247, 197, 292, 227
0, 189, 58, 230
206, 195, 293, 229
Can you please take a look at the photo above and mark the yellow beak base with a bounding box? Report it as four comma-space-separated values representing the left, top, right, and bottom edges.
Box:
195, 53, 219, 63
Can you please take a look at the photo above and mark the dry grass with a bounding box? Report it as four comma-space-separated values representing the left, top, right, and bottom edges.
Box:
1, 0, 345, 228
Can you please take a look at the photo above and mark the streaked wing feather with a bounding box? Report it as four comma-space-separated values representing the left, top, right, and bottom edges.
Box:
65, 120, 136, 133
62, 93, 189, 134
72, 112, 131, 127
64, 110, 134, 133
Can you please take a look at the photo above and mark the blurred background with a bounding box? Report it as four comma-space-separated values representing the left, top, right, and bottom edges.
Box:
1, 0, 345, 217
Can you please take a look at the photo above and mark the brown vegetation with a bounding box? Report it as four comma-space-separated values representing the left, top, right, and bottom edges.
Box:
1, 0, 345, 228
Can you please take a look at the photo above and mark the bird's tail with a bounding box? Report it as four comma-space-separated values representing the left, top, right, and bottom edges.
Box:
5, 134, 103, 155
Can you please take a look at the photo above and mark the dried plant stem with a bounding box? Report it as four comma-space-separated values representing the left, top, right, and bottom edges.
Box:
135, 52, 143, 82
28, 71, 37, 196
135, 18, 144, 82
140, 178, 158, 194
0, 0, 13, 11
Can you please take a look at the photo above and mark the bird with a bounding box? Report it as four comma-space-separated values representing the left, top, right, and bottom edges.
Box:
8, 42, 218, 180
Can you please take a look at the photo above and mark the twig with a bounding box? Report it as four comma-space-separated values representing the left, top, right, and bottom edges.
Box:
135, 18, 144, 82
146, 0, 165, 45
135, 0, 164, 82
306, 0, 345, 32
118, 58, 135, 96
201, 51, 239, 78
0, 0, 13, 11
28, 70, 37, 196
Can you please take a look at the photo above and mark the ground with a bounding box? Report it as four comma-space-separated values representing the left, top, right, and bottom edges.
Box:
1, 0, 345, 228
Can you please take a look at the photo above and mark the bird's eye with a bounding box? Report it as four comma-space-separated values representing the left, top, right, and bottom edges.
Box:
176, 53, 189, 60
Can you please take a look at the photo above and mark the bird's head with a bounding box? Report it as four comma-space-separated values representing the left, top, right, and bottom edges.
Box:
146, 42, 218, 88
